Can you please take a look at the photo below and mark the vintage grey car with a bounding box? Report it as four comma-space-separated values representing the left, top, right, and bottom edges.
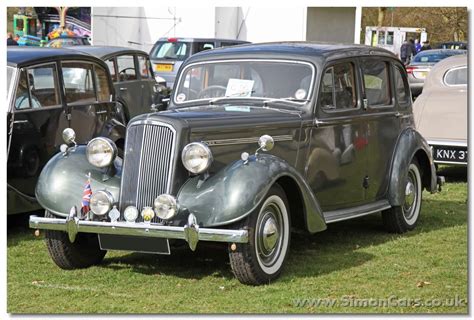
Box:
30, 43, 443, 285
413, 54, 467, 165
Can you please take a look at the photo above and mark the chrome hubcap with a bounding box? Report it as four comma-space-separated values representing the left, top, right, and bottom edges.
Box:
262, 217, 279, 252
405, 181, 415, 209
256, 204, 283, 267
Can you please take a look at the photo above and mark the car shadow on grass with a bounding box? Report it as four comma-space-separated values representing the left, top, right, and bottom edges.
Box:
437, 165, 467, 183
97, 192, 466, 282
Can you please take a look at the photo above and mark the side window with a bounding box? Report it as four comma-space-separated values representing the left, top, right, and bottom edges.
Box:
194, 42, 214, 53
95, 65, 111, 102
444, 67, 467, 86
116, 55, 137, 81
137, 55, 151, 79
394, 65, 410, 105
16, 64, 60, 109
320, 62, 357, 111
62, 62, 96, 104
220, 42, 240, 47
362, 60, 391, 107
106, 59, 117, 82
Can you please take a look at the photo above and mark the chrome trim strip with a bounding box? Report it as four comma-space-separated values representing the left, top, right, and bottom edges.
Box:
29, 215, 249, 244
433, 160, 467, 166
204, 135, 293, 146
324, 204, 391, 224
428, 140, 467, 147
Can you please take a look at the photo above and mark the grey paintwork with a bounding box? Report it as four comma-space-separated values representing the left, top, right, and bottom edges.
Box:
177, 154, 326, 232
35, 42, 438, 233
35, 146, 121, 218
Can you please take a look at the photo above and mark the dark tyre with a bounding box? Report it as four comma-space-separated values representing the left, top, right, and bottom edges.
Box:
44, 211, 106, 269
382, 159, 422, 233
228, 184, 291, 285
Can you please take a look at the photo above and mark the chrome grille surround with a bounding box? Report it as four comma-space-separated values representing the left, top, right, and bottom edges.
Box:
119, 120, 177, 222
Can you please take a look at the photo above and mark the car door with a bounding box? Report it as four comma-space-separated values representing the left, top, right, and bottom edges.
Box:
61, 61, 112, 143
136, 54, 159, 112
306, 59, 368, 211
115, 54, 143, 119
361, 57, 403, 202
7, 62, 67, 195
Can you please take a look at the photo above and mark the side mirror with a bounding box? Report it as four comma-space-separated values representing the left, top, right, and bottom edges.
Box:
258, 135, 274, 152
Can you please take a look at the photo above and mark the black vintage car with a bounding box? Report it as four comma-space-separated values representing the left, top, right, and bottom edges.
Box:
66, 46, 168, 124
7, 47, 124, 215
30, 43, 443, 285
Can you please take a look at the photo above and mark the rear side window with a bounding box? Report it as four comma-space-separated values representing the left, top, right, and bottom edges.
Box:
193, 42, 214, 53
362, 60, 391, 107
444, 67, 467, 86
320, 62, 357, 111
62, 62, 96, 104
150, 41, 189, 61
137, 55, 151, 79
15, 64, 60, 109
394, 65, 410, 105
116, 55, 137, 81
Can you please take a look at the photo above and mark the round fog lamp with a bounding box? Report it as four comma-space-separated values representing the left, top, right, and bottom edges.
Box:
141, 207, 155, 222
86, 137, 117, 168
90, 190, 114, 216
154, 194, 178, 220
124, 206, 139, 222
181, 142, 213, 174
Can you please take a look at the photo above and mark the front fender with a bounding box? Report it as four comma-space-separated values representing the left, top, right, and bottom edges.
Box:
177, 154, 327, 233
35, 146, 121, 217
388, 128, 437, 206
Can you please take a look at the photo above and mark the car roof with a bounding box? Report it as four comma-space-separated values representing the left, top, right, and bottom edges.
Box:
7, 46, 101, 67
64, 46, 149, 59
415, 49, 466, 56
185, 41, 396, 64
156, 37, 249, 43
423, 54, 467, 90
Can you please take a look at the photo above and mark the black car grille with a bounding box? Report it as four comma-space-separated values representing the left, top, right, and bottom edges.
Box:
119, 122, 176, 222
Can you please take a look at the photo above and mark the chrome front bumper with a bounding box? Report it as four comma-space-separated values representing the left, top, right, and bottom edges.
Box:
29, 207, 248, 251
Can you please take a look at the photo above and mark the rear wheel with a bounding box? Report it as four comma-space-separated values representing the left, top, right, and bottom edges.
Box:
44, 211, 106, 269
382, 159, 422, 233
228, 184, 291, 285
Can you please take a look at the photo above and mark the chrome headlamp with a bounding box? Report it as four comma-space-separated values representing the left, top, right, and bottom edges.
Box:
90, 190, 114, 216
181, 142, 213, 174
154, 194, 178, 220
86, 137, 117, 168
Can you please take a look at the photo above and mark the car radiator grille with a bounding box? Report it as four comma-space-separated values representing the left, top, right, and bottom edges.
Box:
119, 122, 176, 222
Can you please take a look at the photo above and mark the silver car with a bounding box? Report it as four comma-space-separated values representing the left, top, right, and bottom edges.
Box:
413, 54, 467, 165
149, 37, 249, 89
407, 49, 466, 96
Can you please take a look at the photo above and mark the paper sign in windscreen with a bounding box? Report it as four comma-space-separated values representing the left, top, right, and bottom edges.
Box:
225, 79, 255, 97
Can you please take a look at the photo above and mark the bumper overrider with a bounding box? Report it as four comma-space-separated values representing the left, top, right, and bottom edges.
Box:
29, 207, 249, 251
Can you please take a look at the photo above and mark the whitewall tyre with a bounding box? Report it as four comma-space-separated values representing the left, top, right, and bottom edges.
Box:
229, 184, 291, 285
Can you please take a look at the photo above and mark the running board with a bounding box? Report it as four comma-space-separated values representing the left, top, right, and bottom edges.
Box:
323, 200, 391, 224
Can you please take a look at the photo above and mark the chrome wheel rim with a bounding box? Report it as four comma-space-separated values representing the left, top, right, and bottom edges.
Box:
256, 202, 284, 268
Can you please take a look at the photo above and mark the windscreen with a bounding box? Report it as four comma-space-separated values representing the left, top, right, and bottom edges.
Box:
150, 41, 190, 61
174, 60, 315, 104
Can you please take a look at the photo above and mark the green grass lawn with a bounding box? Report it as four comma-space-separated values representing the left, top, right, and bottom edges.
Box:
7, 167, 467, 314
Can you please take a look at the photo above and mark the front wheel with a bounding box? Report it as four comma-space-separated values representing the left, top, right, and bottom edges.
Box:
228, 184, 291, 285
44, 211, 107, 269
382, 159, 422, 233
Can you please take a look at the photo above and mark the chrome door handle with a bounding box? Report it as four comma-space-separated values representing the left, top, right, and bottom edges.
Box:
119, 87, 128, 91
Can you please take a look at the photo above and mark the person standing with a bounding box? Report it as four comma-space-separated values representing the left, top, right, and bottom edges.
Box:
420, 40, 432, 51
400, 39, 414, 65
414, 39, 422, 53
7, 32, 18, 46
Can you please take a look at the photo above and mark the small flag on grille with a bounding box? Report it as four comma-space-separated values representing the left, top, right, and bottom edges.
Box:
81, 173, 92, 218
